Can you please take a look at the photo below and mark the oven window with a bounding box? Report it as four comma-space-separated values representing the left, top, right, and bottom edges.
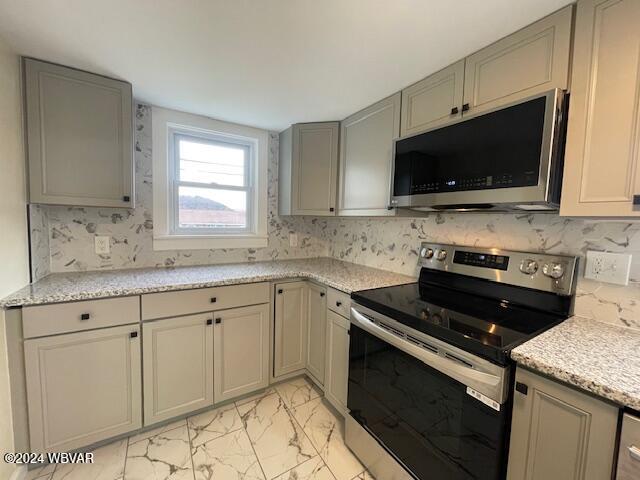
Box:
348, 324, 508, 480
393, 96, 546, 196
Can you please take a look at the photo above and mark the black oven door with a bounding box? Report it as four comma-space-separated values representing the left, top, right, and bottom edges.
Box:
348, 321, 510, 480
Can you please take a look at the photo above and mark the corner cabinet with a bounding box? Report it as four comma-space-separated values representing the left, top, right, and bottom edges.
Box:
560, 0, 640, 217
142, 313, 214, 425
462, 5, 573, 117
274, 282, 309, 377
24, 58, 134, 208
400, 60, 465, 136
279, 122, 339, 216
339, 93, 401, 215
507, 367, 618, 480
324, 309, 350, 415
214, 304, 270, 403
25, 325, 142, 453
306, 283, 327, 385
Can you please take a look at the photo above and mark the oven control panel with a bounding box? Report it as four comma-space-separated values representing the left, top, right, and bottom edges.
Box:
418, 242, 578, 296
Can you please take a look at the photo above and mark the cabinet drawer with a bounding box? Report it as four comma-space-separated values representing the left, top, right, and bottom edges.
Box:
327, 288, 350, 318
618, 413, 640, 480
23, 296, 140, 338
141, 282, 270, 320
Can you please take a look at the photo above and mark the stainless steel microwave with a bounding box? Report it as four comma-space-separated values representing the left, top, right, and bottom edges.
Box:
389, 89, 567, 212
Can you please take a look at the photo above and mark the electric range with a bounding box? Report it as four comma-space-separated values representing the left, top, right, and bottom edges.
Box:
345, 242, 578, 480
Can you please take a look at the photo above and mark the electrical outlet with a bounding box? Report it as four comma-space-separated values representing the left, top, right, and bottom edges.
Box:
584, 251, 632, 286
94, 236, 111, 255
289, 233, 298, 248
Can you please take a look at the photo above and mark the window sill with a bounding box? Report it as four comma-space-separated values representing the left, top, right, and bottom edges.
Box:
153, 234, 268, 251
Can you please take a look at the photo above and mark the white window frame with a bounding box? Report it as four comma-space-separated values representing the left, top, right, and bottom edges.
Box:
152, 106, 268, 250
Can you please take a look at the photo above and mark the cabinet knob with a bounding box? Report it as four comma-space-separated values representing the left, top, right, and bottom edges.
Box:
130, 331, 138, 338
278, 289, 283, 294
215, 318, 222, 324
633, 195, 640, 206
515, 382, 528, 395
123, 195, 130, 202
210, 297, 217, 303
80, 313, 90, 321
206, 318, 213, 326
450, 107, 459, 115
329, 207, 335, 212
462, 103, 470, 112
336, 301, 342, 307
320, 292, 325, 297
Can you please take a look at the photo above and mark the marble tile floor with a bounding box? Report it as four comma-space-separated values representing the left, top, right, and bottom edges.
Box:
26, 376, 375, 480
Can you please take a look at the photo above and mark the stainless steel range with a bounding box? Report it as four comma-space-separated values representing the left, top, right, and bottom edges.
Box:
345, 243, 578, 480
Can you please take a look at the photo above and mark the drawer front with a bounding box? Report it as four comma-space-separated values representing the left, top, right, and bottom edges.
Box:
327, 288, 350, 318
23, 296, 140, 338
141, 282, 270, 320
618, 413, 640, 480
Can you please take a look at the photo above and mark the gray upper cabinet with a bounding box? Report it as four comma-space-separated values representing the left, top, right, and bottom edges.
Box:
339, 93, 401, 216
24, 58, 134, 208
507, 367, 618, 480
400, 60, 464, 136
462, 6, 573, 117
279, 122, 339, 216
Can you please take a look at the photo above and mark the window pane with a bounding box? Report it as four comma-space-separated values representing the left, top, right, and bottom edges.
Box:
178, 186, 247, 230
178, 137, 246, 186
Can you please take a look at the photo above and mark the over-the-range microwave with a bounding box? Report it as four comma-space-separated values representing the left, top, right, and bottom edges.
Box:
390, 89, 568, 212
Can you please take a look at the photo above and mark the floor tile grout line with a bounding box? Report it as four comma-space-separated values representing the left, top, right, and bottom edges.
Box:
185, 414, 197, 480
122, 437, 130, 480
234, 402, 269, 480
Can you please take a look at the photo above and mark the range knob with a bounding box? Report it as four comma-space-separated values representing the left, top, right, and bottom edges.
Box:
542, 262, 565, 279
420, 247, 434, 259
519, 259, 538, 275
436, 249, 448, 261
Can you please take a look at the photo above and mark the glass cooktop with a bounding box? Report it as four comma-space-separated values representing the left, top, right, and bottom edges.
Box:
351, 282, 566, 365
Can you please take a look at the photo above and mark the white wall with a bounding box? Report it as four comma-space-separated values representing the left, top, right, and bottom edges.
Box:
0, 35, 30, 479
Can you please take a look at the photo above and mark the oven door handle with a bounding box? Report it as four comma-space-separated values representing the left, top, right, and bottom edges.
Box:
351, 307, 503, 394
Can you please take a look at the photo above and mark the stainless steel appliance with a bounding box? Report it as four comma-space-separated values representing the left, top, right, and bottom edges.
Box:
617, 413, 640, 479
389, 89, 567, 212
345, 243, 578, 480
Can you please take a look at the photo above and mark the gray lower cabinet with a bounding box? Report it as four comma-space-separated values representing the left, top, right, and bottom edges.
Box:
324, 310, 350, 414
214, 304, 270, 403
25, 325, 142, 453
279, 122, 339, 216
306, 283, 327, 385
507, 367, 618, 480
24, 58, 134, 208
274, 282, 309, 377
143, 313, 214, 425
339, 93, 401, 216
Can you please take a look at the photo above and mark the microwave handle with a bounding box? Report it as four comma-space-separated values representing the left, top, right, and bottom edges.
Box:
350, 307, 503, 398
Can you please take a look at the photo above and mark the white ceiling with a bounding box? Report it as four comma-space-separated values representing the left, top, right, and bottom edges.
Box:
0, 0, 572, 131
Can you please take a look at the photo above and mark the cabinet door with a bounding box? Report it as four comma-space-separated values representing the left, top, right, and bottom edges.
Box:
24, 58, 134, 208
339, 93, 401, 216
274, 282, 308, 377
291, 122, 339, 215
463, 6, 572, 116
324, 310, 350, 414
143, 313, 213, 425
306, 283, 327, 385
214, 304, 270, 403
25, 325, 141, 453
560, 0, 640, 217
400, 60, 465, 136
507, 367, 618, 480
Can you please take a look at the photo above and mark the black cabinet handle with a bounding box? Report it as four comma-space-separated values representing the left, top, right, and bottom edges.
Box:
278, 289, 283, 294
206, 318, 213, 326
80, 313, 90, 321
336, 301, 342, 307
450, 106, 459, 115
210, 297, 217, 303
462, 103, 470, 112
215, 318, 222, 324
130, 331, 138, 338
320, 292, 325, 297
515, 382, 528, 395
123, 195, 130, 202
329, 207, 335, 212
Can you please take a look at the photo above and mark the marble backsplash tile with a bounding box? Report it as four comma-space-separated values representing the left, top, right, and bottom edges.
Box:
28, 103, 640, 332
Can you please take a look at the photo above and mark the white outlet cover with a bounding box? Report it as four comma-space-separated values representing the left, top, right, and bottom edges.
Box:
289, 233, 298, 248
584, 251, 632, 286
94, 236, 111, 255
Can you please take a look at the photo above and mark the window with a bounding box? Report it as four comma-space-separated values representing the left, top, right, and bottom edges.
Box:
152, 107, 268, 250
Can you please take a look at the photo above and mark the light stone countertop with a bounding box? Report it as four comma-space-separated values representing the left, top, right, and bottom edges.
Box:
511, 315, 640, 410
0, 257, 416, 308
